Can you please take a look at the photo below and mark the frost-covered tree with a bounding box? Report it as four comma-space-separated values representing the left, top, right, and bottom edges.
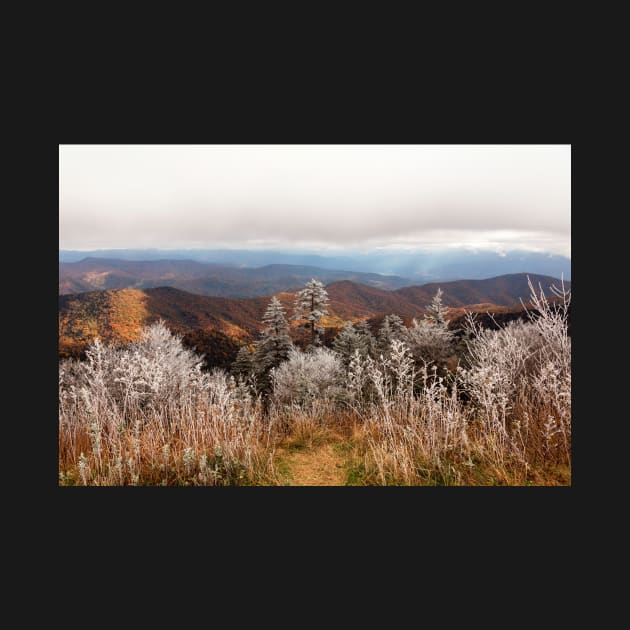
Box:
232, 345, 254, 380
376, 314, 407, 357
404, 289, 454, 371
424, 288, 449, 326
333, 322, 362, 366
253, 296, 293, 392
406, 317, 454, 369
354, 319, 376, 357
293, 278, 330, 347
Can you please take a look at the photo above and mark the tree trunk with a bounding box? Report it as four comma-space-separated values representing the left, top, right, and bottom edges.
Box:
311, 294, 315, 346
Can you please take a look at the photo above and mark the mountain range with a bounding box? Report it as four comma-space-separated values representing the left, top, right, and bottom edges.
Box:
59, 248, 571, 283
59, 258, 411, 297
59, 273, 570, 360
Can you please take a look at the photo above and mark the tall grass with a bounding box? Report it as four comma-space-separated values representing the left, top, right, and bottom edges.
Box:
59, 279, 570, 486
59, 323, 276, 485
350, 278, 571, 485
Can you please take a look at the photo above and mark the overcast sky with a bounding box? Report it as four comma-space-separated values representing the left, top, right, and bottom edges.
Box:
59, 145, 571, 256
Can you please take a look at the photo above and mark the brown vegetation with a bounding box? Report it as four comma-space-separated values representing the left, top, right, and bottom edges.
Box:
58, 277, 571, 486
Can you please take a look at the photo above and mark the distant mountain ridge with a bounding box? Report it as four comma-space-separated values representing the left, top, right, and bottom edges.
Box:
59, 273, 570, 357
59, 258, 412, 297
59, 248, 571, 283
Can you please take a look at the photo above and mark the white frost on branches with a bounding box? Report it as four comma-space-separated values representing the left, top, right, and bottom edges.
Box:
272, 347, 346, 407
253, 296, 293, 378
333, 321, 372, 366
376, 314, 407, 357
293, 278, 330, 347
424, 288, 449, 326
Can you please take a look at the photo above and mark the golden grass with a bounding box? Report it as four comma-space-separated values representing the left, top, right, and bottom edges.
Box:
59, 405, 570, 486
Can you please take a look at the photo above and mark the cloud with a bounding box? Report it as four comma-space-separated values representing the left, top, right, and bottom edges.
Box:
59, 145, 571, 255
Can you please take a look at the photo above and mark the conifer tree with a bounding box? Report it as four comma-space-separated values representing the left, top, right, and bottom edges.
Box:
293, 278, 330, 347
253, 296, 293, 392
333, 322, 362, 367
424, 288, 449, 327
406, 290, 454, 369
354, 319, 376, 357
377, 314, 407, 357
232, 345, 254, 379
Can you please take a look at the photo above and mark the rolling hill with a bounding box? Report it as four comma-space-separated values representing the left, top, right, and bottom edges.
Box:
394, 273, 570, 308
326, 281, 425, 320
59, 273, 570, 359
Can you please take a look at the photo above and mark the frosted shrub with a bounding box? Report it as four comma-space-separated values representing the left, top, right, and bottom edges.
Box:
58, 322, 274, 486
123, 320, 205, 404
525, 277, 571, 461
271, 348, 347, 408
61, 321, 207, 423
347, 339, 416, 410
460, 319, 540, 413
348, 349, 372, 403
364, 359, 468, 485
360, 278, 571, 484
370, 341, 415, 404
355, 340, 414, 406
457, 277, 571, 466
389, 340, 415, 401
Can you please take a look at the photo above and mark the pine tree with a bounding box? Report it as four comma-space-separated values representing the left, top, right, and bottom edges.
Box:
253, 296, 293, 392
406, 317, 454, 368
333, 322, 362, 367
424, 288, 449, 327
293, 278, 330, 347
334, 320, 374, 366
406, 289, 453, 370
354, 319, 376, 357
377, 314, 407, 357
232, 345, 254, 379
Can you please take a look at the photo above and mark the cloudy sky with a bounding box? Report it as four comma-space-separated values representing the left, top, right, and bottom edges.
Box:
59, 145, 571, 256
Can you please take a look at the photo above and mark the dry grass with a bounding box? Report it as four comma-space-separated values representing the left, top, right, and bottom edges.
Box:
59, 279, 570, 486
276, 442, 347, 486
59, 398, 570, 486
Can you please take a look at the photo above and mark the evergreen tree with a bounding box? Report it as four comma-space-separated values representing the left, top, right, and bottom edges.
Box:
354, 319, 376, 357
333, 322, 362, 367
406, 317, 454, 368
400, 289, 454, 371
377, 314, 407, 357
424, 288, 449, 326
253, 296, 293, 393
406, 289, 453, 370
293, 278, 330, 347
232, 345, 254, 379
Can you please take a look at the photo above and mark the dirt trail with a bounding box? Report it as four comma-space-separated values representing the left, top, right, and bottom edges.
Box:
278, 442, 347, 486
